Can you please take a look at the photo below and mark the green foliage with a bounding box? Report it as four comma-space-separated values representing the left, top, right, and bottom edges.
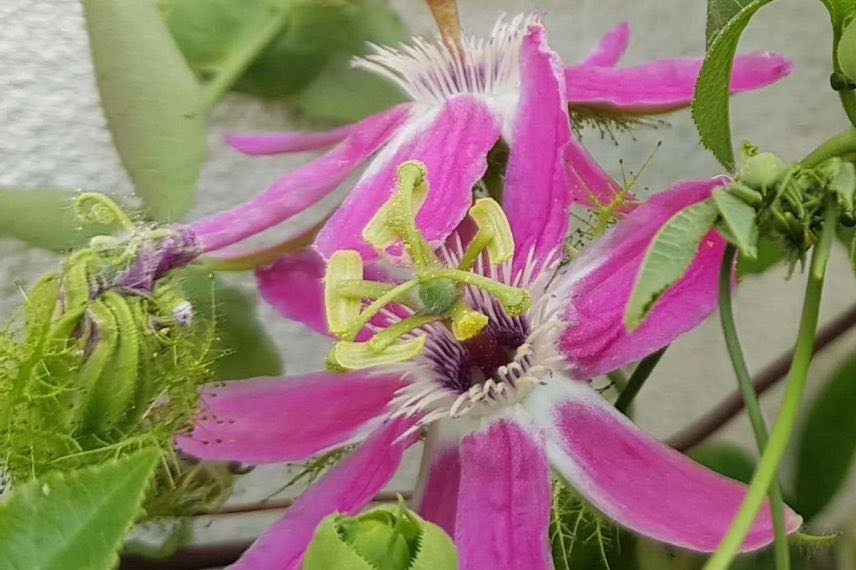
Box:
180, 269, 283, 381
161, 0, 408, 123
713, 186, 759, 258
737, 237, 786, 274
624, 201, 719, 331
550, 480, 636, 570
819, 0, 856, 124
293, 57, 407, 124
839, 19, 856, 82
81, 0, 206, 222
304, 503, 458, 570
692, 0, 778, 171
0, 233, 214, 501
0, 448, 159, 570
794, 350, 856, 520
0, 188, 123, 252
688, 441, 757, 483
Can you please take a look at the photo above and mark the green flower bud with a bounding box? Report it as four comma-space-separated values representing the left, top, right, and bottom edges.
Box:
418, 278, 459, 315
303, 504, 458, 570
737, 152, 788, 193
838, 18, 856, 83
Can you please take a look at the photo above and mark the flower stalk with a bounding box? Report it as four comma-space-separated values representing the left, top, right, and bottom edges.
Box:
705, 200, 839, 570
718, 244, 790, 570
614, 347, 667, 414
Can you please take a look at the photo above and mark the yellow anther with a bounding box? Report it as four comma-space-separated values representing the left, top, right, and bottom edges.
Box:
467, 198, 514, 265
450, 302, 488, 341
327, 336, 427, 371
324, 250, 364, 337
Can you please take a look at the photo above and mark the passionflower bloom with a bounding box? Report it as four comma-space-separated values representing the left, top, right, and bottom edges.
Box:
179, 162, 801, 570
186, 15, 791, 261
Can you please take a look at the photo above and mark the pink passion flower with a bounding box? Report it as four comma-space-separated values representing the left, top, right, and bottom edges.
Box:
187, 15, 792, 262
178, 157, 801, 569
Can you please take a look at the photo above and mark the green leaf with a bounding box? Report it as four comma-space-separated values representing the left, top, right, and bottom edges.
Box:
706, 0, 754, 46
692, 0, 778, 171
293, 60, 407, 124
794, 350, 856, 520
0, 448, 159, 570
688, 442, 757, 483
737, 237, 786, 275
0, 188, 122, 251
181, 269, 283, 380
830, 160, 856, 214
162, 0, 408, 120
81, 0, 206, 222
624, 200, 719, 331
712, 187, 759, 258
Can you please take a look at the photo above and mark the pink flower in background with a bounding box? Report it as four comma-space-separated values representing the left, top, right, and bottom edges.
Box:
179, 148, 800, 570
187, 15, 791, 262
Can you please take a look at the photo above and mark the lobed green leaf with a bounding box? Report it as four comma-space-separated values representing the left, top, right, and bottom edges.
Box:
692, 0, 778, 171
81, 0, 206, 222
0, 449, 159, 570
0, 188, 121, 251
712, 186, 759, 258
624, 200, 719, 331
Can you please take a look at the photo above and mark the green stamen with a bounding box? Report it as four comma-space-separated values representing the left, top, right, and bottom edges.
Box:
368, 314, 442, 352
327, 336, 427, 371
325, 161, 532, 371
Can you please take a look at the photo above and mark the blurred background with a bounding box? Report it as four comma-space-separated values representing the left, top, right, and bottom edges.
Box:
2, 0, 855, 567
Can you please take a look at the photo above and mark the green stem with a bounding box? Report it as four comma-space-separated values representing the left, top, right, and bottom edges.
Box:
718, 244, 790, 570
200, 3, 291, 112
838, 92, 856, 128
800, 128, 856, 168
615, 347, 667, 414
704, 202, 839, 570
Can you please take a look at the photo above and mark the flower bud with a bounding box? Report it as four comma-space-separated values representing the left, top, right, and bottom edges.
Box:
838, 18, 856, 84
303, 504, 458, 570
737, 152, 788, 193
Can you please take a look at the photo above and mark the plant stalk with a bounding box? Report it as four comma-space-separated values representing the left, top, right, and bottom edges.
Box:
704, 202, 838, 570
718, 244, 789, 570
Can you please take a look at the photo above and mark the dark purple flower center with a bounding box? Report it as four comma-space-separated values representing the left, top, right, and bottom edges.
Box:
424, 301, 528, 394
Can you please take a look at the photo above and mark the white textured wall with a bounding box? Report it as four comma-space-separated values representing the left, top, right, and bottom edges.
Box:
3, 0, 856, 550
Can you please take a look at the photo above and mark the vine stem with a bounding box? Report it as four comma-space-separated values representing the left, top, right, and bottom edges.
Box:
718, 244, 789, 570
669, 303, 856, 451
704, 202, 839, 570
800, 128, 856, 168
615, 347, 667, 414
200, 3, 292, 113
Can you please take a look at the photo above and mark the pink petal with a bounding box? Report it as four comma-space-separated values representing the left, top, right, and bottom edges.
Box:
565, 136, 625, 210
225, 113, 378, 156
232, 419, 417, 570
558, 177, 729, 379
226, 125, 351, 155
565, 52, 793, 113
314, 95, 502, 260
503, 24, 574, 273
455, 419, 553, 569
527, 381, 802, 552
176, 371, 403, 464
190, 105, 413, 253
580, 21, 631, 67
256, 249, 329, 337
413, 423, 463, 538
